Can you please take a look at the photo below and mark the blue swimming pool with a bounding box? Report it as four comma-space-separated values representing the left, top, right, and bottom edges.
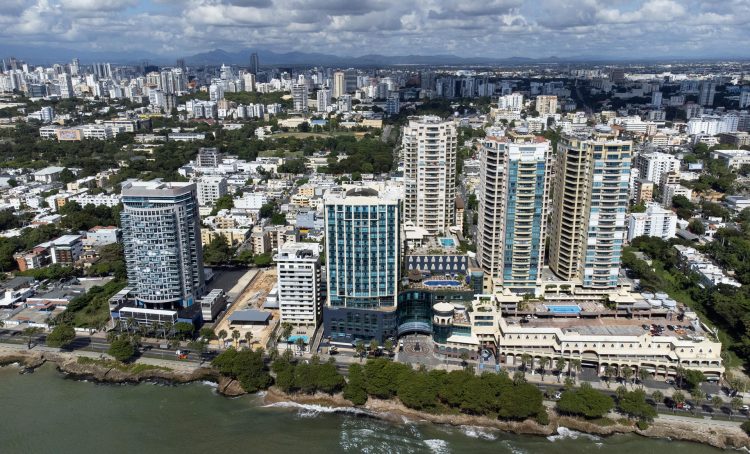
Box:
439, 238, 456, 247
287, 335, 309, 343
545, 305, 581, 314
424, 280, 461, 287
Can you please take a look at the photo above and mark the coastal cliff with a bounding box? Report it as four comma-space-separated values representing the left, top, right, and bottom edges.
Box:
2, 349, 748, 450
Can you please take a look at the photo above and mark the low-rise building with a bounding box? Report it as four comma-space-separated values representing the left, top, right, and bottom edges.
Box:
628, 203, 677, 241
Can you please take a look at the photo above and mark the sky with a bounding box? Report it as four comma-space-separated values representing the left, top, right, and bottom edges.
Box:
1, 0, 750, 60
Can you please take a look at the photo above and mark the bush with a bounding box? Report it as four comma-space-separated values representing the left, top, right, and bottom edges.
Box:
108, 336, 135, 362
636, 419, 650, 430
556, 383, 614, 419
46, 324, 76, 348
344, 363, 368, 405
213, 347, 272, 393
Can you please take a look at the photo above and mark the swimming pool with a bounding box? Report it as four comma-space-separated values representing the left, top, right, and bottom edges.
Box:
424, 280, 461, 287
287, 335, 309, 343
439, 238, 456, 247
545, 304, 581, 314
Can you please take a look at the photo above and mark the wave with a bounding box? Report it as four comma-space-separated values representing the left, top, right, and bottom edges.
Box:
263, 401, 373, 418
199, 380, 218, 389
500, 440, 528, 454
547, 427, 601, 442
423, 439, 450, 453
459, 425, 498, 441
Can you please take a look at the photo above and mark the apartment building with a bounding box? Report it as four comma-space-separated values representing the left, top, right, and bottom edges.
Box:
402, 116, 457, 235
548, 128, 632, 289
275, 243, 323, 327
477, 130, 552, 294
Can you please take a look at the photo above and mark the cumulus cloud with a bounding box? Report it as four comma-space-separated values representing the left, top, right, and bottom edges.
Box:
1, 0, 750, 59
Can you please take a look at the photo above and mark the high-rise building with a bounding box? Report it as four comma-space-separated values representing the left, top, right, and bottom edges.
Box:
120, 180, 205, 309
197, 147, 221, 168
699, 81, 716, 106
243, 73, 256, 92
276, 243, 323, 327
477, 131, 552, 294
548, 128, 632, 289
651, 91, 663, 108
385, 93, 400, 115
316, 89, 331, 113
402, 116, 457, 235
292, 83, 308, 112
58, 74, 74, 99
332, 71, 345, 99
535, 95, 557, 116
323, 187, 401, 341
250, 52, 259, 75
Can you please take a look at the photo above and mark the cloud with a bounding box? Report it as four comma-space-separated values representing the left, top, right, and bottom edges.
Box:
1, 0, 750, 60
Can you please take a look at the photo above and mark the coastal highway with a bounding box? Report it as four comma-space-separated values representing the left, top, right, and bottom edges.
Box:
0, 329, 206, 365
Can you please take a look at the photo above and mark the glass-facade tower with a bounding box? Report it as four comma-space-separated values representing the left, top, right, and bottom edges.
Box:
325, 188, 401, 309
477, 132, 551, 294
120, 180, 205, 309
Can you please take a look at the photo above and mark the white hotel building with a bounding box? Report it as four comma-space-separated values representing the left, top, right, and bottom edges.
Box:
275, 243, 323, 327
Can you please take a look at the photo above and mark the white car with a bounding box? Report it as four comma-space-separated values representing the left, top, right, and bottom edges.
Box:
741, 405, 750, 412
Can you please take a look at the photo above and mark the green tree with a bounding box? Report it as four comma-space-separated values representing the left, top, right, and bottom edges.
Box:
555, 357, 566, 382
46, 323, 76, 348
711, 395, 723, 413
173, 322, 195, 340
108, 336, 135, 362
210, 194, 234, 215
556, 382, 614, 419
203, 236, 233, 265
254, 253, 272, 267
344, 363, 368, 405
621, 365, 634, 387
22, 327, 43, 349
212, 347, 272, 393
218, 329, 228, 348
652, 390, 664, 405
618, 389, 657, 421
687, 219, 706, 235
730, 397, 743, 419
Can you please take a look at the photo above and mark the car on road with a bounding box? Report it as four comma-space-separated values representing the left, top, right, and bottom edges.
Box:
665, 379, 675, 385
741, 405, 750, 412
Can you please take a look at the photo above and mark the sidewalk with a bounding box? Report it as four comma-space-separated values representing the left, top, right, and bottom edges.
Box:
0, 342, 202, 372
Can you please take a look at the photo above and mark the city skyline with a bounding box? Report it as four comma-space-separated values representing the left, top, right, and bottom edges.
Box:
1, 0, 750, 63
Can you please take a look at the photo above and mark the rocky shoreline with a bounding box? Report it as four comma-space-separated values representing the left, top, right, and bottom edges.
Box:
2, 350, 748, 450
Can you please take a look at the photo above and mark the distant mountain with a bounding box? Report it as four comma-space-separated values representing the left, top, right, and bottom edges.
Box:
183, 48, 553, 66
0, 44, 165, 65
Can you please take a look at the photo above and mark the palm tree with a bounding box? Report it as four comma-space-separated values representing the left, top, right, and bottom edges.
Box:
673, 390, 686, 412
520, 353, 532, 376
126, 317, 136, 334
383, 339, 394, 353
571, 359, 582, 382
638, 368, 650, 388
621, 365, 634, 388
355, 341, 365, 362
564, 377, 575, 390
459, 351, 470, 369
539, 357, 550, 381
281, 322, 293, 350
22, 327, 43, 349
231, 330, 241, 348
616, 385, 628, 401
369, 339, 379, 354
691, 389, 705, 414
604, 365, 616, 388
244, 331, 253, 348
730, 397, 743, 420
163, 321, 173, 340
652, 390, 664, 406
218, 329, 228, 349
512, 371, 525, 385
711, 395, 723, 414
555, 357, 566, 383
295, 337, 306, 354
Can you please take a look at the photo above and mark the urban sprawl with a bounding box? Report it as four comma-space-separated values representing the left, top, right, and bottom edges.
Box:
2, 55, 750, 422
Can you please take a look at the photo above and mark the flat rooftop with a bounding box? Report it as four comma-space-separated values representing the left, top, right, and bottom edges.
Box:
505, 314, 706, 337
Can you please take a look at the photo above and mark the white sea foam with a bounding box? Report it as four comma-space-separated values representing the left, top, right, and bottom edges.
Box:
500, 440, 528, 454
200, 380, 218, 388
547, 427, 601, 442
459, 425, 498, 441
423, 439, 450, 453
263, 401, 371, 418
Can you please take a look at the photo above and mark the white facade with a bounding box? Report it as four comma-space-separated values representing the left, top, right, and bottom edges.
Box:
276, 243, 322, 326
662, 184, 692, 208
196, 176, 228, 207
402, 116, 457, 235
634, 152, 680, 184
627, 203, 677, 241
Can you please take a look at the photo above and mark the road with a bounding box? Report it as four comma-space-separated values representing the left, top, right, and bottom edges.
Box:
0, 329, 207, 366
